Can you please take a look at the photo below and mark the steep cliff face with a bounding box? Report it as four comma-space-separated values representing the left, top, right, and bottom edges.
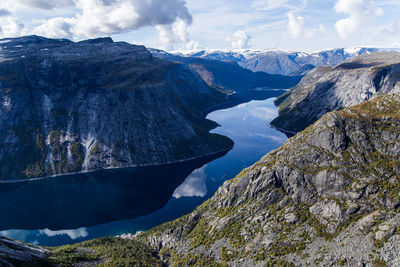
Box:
137, 93, 400, 266
272, 52, 400, 134
0, 36, 233, 180
176, 47, 378, 76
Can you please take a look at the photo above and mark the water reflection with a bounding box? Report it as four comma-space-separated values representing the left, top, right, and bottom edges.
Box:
0, 152, 226, 231
173, 166, 207, 199
1, 98, 287, 246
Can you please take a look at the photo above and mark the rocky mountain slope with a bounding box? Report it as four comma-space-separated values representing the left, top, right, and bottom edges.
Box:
0, 36, 233, 180
150, 48, 301, 94
271, 52, 400, 134
176, 47, 378, 76
0, 236, 50, 266
133, 93, 400, 266
3, 93, 399, 266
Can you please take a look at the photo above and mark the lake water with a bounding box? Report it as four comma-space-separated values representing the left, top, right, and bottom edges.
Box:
0, 97, 287, 246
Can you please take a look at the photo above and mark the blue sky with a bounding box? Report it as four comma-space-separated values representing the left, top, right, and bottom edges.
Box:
0, 0, 400, 51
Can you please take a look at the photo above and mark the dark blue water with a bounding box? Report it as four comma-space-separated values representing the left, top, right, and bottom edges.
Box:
0, 98, 286, 246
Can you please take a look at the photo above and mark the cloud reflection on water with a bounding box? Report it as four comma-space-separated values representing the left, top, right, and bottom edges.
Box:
173, 166, 207, 199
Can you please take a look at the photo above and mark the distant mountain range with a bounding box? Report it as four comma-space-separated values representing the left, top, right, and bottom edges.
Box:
0, 36, 301, 180
149, 48, 301, 94
155, 47, 380, 76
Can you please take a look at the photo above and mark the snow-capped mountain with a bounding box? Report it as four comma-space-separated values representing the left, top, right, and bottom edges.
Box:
169, 47, 379, 76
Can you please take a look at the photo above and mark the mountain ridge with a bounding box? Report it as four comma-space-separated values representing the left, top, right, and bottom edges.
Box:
16, 92, 399, 267
159, 47, 379, 76
0, 35, 234, 180
271, 51, 400, 134
135, 92, 400, 266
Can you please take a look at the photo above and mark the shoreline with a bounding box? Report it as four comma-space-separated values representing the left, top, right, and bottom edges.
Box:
269, 124, 298, 137
0, 91, 285, 184
0, 146, 233, 184
0, 95, 238, 185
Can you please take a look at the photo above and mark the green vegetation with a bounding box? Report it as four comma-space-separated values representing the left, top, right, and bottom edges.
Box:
90, 141, 102, 155
47, 237, 162, 267
265, 259, 294, 267
20, 129, 86, 178
220, 246, 238, 262
69, 142, 84, 172
337, 257, 347, 266
373, 258, 388, 267
161, 248, 225, 267
353, 94, 400, 118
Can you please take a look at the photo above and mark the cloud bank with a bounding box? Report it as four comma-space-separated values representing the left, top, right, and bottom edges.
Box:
335, 0, 383, 39
32, 0, 192, 37
0, 9, 26, 38
1, 0, 195, 49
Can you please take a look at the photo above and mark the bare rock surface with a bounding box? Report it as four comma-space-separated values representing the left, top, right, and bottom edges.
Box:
137, 93, 400, 266
0, 35, 233, 180
272, 52, 400, 133
0, 236, 50, 266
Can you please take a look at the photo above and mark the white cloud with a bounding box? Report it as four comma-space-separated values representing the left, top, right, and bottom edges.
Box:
335, 0, 383, 39
39, 227, 88, 240
287, 12, 304, 38
231, 30, 251, 49
156, 18, 198, 50
0, 16, 26, 38
0, 7, 27, 38
17, 0, 74, 10
173, 166, 207, 199
32, 17, 75, 39
8, 0, 194, 41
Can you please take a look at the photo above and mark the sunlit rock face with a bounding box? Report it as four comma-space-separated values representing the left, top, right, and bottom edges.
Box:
0, 236, 50, 266
139, 94, 400, 267
272, 52, 400, 133
0, 35, 233, 180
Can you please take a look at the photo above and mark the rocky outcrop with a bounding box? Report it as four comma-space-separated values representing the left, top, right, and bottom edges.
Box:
0, 35, 233, 180
173, 47, 378, 76
137, 93, 400, 266
0, 236, 50, 266
272, 52, 400, 134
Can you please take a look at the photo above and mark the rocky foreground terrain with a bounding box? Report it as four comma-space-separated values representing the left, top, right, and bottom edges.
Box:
6, 93, 398, 266
1, 44, 400, 266
0, 35, 236, 180
135, 93, 400, 266
0, 237, 50, 266
272, 52, 400, 134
